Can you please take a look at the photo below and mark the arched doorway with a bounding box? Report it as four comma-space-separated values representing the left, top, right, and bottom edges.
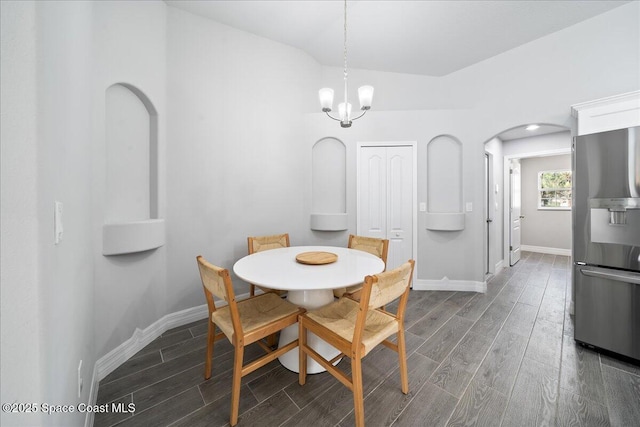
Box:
482, 123, 570, 277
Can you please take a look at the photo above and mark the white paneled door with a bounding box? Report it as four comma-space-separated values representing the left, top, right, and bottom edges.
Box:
358, 145, 414, 271
509, 159, 522, 266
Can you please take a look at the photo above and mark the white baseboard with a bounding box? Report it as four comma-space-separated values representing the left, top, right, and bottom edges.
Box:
85, 365, 99, 427
85, 295, 246, 427
413, 277, 486, 293
521, 245, 571, 256
494, 260, 504, 275
93, 304, 209, 381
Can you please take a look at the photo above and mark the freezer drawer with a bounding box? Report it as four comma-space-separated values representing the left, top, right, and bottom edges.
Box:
574, 265, 640, 361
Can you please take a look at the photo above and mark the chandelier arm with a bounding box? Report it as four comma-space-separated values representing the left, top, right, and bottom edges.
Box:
325, 111, 343, 122
351, 109, 368, 121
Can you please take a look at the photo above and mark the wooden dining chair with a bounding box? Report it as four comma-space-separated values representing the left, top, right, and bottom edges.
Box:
298, 259, 415, 427
247, 233, 290, 297
196, 255, 305, 426
333, 234, 389, 299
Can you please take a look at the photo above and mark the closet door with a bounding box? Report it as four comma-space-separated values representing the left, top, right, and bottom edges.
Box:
358, 145, 413, 271
359, 147, 387, 240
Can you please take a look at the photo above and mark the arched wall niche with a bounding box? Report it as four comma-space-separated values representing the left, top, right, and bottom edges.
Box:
310, 137, 348, 231
103, 82, 164, 255
426, 134, 465, 231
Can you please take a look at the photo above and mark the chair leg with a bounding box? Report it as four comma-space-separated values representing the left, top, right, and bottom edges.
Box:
351, 357, 365, 427
204, 320, 215, 380
298, 319, 307, 385
249, 284, 256, 296
267, 332, 278, 348
230, 345, 244, 427
397, 327, 409, 394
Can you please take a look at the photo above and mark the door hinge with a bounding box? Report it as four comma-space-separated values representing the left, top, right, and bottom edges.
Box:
510, 245, 513, 251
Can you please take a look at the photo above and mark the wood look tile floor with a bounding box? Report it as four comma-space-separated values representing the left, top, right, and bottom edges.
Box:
94, 252, 640, 427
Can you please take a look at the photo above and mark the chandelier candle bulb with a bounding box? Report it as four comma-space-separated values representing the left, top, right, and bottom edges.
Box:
338, 102, 352, 121
319, 88, 334, 112
358, 85, 374, 110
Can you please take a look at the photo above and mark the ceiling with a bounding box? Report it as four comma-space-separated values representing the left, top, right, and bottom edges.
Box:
165, 0, 629, 76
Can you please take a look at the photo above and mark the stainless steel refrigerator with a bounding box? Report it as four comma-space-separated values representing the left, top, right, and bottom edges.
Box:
573, 126, 640, 361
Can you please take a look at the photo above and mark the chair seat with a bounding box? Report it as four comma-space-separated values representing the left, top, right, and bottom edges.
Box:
256, 286, 286, 297
333, 283, 363, 298
305, 297, 398, 356
212, 292, 300, 341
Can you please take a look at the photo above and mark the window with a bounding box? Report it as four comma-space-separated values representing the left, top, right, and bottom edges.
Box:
538, 170, 572, 209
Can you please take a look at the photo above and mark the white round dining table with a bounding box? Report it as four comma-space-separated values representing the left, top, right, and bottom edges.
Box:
233, 245, 385, 373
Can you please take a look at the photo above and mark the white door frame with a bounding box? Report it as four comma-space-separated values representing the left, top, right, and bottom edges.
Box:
502, 148, 571, 266
356, 141, 418, 280
484, 152, 492, 276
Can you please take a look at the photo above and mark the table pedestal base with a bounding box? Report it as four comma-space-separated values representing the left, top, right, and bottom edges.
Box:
278, 289, 341, 374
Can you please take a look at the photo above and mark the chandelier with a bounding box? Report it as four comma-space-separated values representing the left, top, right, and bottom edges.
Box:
318, 0, 373, 128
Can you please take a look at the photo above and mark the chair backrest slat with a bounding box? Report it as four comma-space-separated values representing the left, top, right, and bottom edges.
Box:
348, 234, 389, 267
197, 257, 230, 302
248, 233, 290, 254
352, 259, 415, 355
197, 256, 244, 341
366, 261, 414, 310
353, 260, 415, 350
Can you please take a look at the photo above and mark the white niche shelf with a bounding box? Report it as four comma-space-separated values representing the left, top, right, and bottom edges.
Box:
310, 213, 348, 231
103, 219, 165, 256
103, 83, 164, 255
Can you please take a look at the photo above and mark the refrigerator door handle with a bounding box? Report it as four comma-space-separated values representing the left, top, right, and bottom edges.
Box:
580, 268, 640, 285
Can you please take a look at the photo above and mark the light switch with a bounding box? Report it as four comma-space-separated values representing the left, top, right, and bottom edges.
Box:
466, 202, 473, 212
54, 201, 63, 244
419, 202, 426, 212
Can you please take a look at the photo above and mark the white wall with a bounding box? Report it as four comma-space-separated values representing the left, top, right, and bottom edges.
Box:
304, 108, 484, 282
1, 2, 44, 426
520, 154, 572, 250
485, 137, 504, 272
91, 0, 168, 359
165, 7, 321, 311
2, 1, 167, 425
36, 2, 96, 425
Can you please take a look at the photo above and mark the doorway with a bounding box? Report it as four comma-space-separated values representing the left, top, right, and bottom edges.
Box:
357, 142, 417, 272
484, 124, 570, 274
503, 150, 572, 262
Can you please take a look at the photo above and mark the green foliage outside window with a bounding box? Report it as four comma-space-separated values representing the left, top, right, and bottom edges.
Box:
538, 170, 572, 208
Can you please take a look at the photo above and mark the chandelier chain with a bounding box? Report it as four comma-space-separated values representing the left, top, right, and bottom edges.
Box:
343, 0, 348, 80
318, 0, 372, 127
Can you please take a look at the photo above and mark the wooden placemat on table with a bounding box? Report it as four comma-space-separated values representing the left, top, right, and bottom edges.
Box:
295, 251, 338, 265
